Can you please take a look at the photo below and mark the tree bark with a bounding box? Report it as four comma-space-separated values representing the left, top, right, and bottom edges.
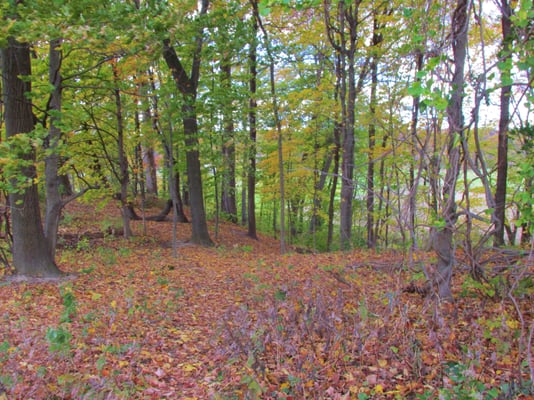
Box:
327, 122, 341, 251
161, 0, 213, 246
408, 49, 424, 252
431, 0, 469, 301
144, 147, 158, 195
247, 0, 259, 240
253, 2, 286, 254
44, 38, 64, 258
220, 60, 238, 223
1, 37, 61, 277
493, 0, 513, 246
366, 47, 378, 249
112, 63, 132, 239
325, 0, 368, 250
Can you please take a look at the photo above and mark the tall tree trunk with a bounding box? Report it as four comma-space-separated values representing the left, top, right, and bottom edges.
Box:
325, 0, 368, 250
148, 70, 187, 223
327, 123, 341, 251
493, 0, 513, 246
247, 0, 259, 240
161, 0, 213, 246
366, 9, 385, 249
408, 49, 424, 252
44, 38, 64, 258
253, 0, 286, 253
308, 53, 329, 241
112, 63, 132, 239
430, 0, 469, 301
1, 37, 61, 277
220, 60, 238, 223
367, 54, 378, 249
339, 6, 356, 250
182, 99, 212, 245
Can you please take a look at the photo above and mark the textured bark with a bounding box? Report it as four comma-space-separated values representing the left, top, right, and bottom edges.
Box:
408, 49, 424, 252
324, 0, 369, 250
112, 64, 132, 239
144, 147, 158, 195
366, 49, 378, 249
247, 0, 258, 240
220, 61, 237, 223
2, 37, 61, 277
327, 123, 341, 251
44, 38, 64, 258
254, 3, 286, 254
431, 0, 469, 301
162, 2, 213, 246
493, 0, 513, 246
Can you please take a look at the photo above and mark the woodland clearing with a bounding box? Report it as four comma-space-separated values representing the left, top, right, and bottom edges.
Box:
0, 200, 533, 399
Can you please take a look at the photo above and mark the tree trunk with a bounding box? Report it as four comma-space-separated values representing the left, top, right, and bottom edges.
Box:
112, 64, 132, 239
324, 0, 368, 250
493, 0, 513, 246
44, 38, 64, 258
183, 100, 213, 246
220, 61, 238, 223
161, 0, 213, 246
339, 4, 356, 251
431, 0, 469, 301
247, 2, 259, 240
309, 153, 332, 234
327, 123, 341, 251
366, 52, 378, 249
253, 0, 285, 252
408, 49, 424, 252
144, 147, 158, 195
1, 37, 61, 277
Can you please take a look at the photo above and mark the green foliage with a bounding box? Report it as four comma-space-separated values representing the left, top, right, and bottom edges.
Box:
97, 246, 117, 266
45, 326, 72, 356
461, 274, 507, 299
437, 361, 499, 399
510, 124, 534, 235
46, 286, 78, 357
59, 286, 77, 323
0, 341, 10, 363
0, 134, 40, 195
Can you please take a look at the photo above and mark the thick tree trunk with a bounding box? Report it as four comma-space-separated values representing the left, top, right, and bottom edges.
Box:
183, 101, 212, 246
2, 37, 61, 277
161, 0, 213, 246
431, 0, 469, 301
494, 0, 513, 246
44, 39, 64, 258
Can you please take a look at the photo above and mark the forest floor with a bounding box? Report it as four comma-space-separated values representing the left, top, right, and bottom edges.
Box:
0, 199, 533, 399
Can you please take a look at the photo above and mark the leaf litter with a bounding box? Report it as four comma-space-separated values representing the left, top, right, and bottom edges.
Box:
0, 200, 532, 399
